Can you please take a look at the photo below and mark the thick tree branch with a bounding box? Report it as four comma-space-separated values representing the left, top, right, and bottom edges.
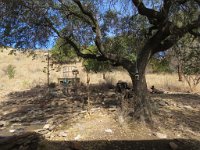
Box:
72, 0, 96, 25
132, 0, 164, 25
189, 30, 200, 37
57, 1, 92, 25
154, 38, 179, 53
153, 15, 200, 54
161, 0, 172, 17
72, 0, 105, 56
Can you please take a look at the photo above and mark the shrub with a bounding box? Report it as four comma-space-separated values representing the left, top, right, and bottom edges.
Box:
6, 64, 16, 79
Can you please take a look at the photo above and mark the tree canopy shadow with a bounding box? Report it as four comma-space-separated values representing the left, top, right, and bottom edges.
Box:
0, 84, 119, 135
0, 85, 200, 145
155, 93, 200, 106
151, 93, 200, 134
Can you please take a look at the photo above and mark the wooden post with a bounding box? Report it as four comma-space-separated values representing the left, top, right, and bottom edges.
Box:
177, 63, 183, 82
47, 50, 50, 87
86, 72, 91, 116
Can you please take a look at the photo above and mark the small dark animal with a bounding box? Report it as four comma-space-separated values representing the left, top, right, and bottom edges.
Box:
115, 81, 130, 93
150, 85, 164, 94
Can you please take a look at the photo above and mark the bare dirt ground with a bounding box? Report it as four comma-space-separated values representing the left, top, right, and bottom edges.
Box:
0, 85, 200, 150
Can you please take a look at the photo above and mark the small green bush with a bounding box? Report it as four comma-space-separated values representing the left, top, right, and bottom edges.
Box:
6, 64, 16, 79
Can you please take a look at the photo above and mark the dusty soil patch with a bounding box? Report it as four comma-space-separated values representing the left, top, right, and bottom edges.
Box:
0, 85, 199, 149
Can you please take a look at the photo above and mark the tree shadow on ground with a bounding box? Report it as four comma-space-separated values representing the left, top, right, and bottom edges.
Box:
151, 93, 200, 134
0, 132, 199, 150
155, 93, 200, 106
0, 85, 200, 143
0, 84, 119, 135
0, 85, 90, 133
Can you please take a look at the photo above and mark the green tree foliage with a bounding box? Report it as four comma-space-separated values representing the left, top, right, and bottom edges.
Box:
83, 59, 111, 73
51, 38, 77, 64
52, 38, 112, 74
82, 46, 111, 73
104, 35, 137, 63
150, 57, 173, 73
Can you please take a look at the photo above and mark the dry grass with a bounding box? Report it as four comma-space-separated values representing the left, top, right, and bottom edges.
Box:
0, 48, 59, 92
146, 74, 200, 93
89, 72, 200, 93
0, 47, 199, 94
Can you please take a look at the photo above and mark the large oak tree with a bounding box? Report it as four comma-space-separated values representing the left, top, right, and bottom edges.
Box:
0, 0, 199, 122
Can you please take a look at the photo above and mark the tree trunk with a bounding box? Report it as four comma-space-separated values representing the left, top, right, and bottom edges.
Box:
103, 72, 106, 79
131, 72, 152, 123
177, 63, 183, 82
120, 30, 168, 123
121, 46, 154, 123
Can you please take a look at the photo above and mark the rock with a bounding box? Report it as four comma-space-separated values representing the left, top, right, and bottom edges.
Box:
74, 134, 81, 140
0, 121, 8, 127
46, 118, 54, 124
108, 106, 117, 112
9, 128, 25, 134
58, 131, 67, 137
169, 142, 178, 150
158, 101, 167, 106
118, 115, 125, 124
105, 129, 113, 133
154, 132, 167, 139
43, 124, 50, 129
49, 125, 56, 131
183, 105, 193, 109
80, 110, 87, 114
51, 101, 58, 106
45, 132, 52, 138
9, 129, 16, 133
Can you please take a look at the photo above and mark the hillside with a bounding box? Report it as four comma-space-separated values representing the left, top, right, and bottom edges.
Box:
0, 47, 199, 95
0, 48, 131, 92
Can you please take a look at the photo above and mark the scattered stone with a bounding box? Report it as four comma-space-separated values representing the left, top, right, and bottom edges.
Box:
169, 142, 178, 150
153, 132, 167, 139
108, 106, 117, 112
158, 101, 167, 106
118, 115, 125, 124
49, 125, 56, 131
80, 110, 87, 114
9, 128, 25, 134
74, 134, 81, 140
90, 107, 101, 112
0, 121, 8, 127
105, 129, 113, 133
43, 124, 50, 130
58, 131, 68, 137
183, 105, 193, 109
9, 129, 16, 133
45, 132, 52, 138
